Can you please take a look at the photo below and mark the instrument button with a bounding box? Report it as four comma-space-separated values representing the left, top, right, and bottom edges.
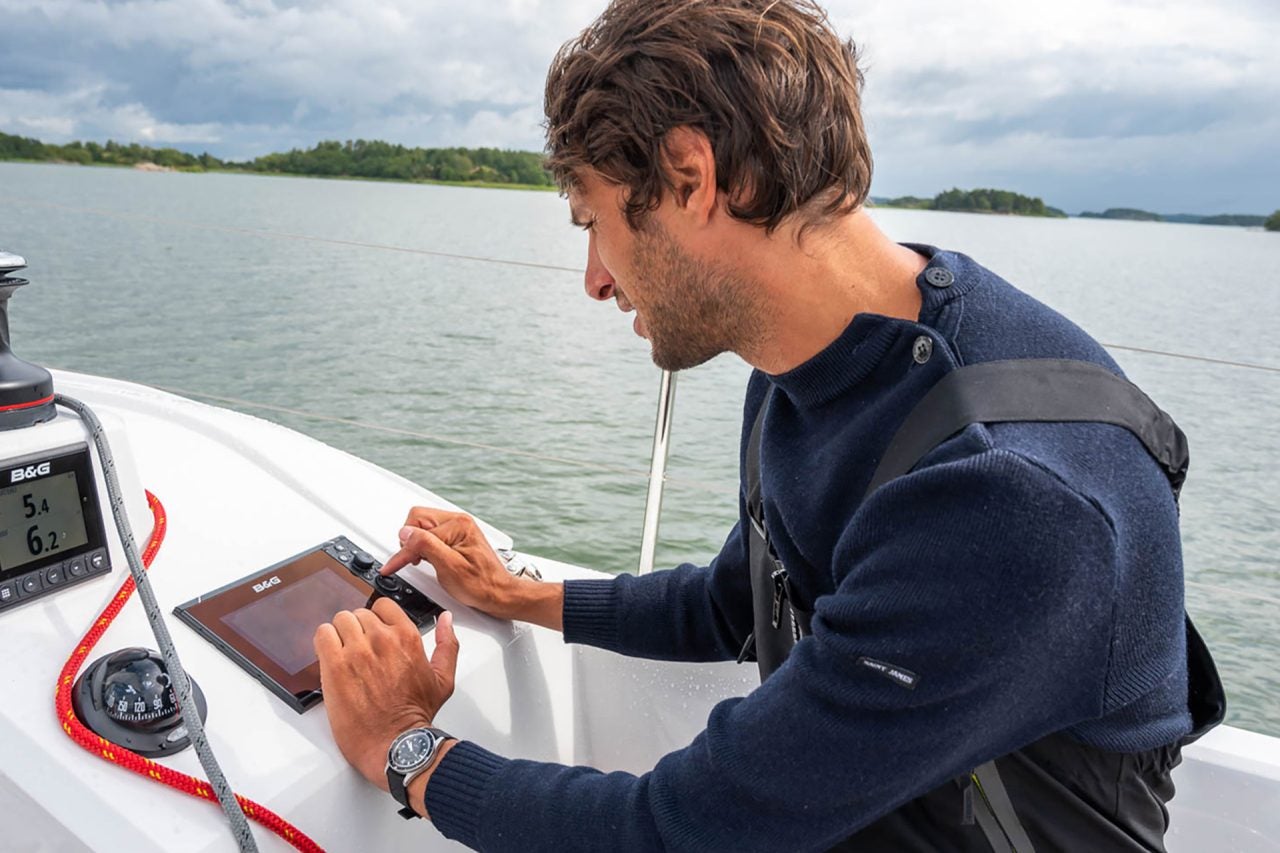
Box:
20, 574, 41, 595
45, 564, 66, 586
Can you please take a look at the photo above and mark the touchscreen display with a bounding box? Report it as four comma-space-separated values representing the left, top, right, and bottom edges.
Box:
221, 570, 368, 675
0, 472, 90, 573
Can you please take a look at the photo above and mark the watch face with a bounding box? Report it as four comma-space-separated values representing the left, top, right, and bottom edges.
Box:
390, 731, 436, 772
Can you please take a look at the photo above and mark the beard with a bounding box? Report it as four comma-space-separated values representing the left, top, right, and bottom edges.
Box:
628, 222, 762, 372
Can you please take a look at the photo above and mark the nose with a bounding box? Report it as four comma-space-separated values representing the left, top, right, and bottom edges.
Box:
584, 231, 615, 301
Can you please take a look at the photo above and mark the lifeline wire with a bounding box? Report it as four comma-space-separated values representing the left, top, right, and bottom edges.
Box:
15, 195, 1280, 376
55, 394, 258, 852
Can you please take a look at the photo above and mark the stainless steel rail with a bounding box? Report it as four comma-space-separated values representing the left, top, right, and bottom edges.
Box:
637, 369, 677, 575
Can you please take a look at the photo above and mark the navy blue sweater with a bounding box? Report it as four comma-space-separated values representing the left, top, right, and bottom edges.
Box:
424, 245, 1192, 851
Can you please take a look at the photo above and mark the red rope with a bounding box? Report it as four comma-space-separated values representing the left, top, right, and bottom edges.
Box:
54, 491, 325, 852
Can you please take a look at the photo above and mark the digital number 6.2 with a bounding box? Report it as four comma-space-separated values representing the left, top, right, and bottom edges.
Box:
25, 525, 59, 557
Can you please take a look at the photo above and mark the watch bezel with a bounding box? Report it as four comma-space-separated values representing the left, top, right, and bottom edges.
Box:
387, 727, 443, 774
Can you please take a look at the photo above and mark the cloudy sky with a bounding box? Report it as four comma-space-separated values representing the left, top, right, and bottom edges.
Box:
1, 0, 1277, 214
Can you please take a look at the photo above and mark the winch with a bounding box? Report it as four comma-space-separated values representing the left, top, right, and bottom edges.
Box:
0, 250, 55, 431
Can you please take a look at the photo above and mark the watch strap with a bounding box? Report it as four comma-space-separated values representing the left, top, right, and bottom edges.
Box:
386, 726, 453, 819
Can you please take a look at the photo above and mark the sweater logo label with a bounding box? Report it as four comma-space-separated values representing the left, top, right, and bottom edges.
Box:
856, 656, 918, 690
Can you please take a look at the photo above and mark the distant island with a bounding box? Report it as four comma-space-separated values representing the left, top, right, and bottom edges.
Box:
1080, 208, 1269, 227
872, 188, 1066, 218
3, 130, 1278, 228
0, 130, 554, 190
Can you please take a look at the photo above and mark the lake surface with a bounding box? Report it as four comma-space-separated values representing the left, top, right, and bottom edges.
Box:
4, 161, 1278, 735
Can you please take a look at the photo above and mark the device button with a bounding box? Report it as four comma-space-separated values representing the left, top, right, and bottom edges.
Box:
45, 564, 66, 586
337, 551, 352, 562
73, 556, 91, 576
89, 551, 106, 571
0, 583, 15, 605
334, 543, 347, 553
374, 575, 403, 594
352, 551, 375, 572
19, 574, 41, 596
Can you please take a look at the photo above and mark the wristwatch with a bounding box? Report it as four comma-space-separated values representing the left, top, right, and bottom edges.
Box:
386, 726, 454, 819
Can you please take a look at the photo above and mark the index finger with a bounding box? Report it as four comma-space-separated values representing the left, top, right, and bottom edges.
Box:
380, 545, 420, 576
380, 527, 457, 576
314, 622, 342, 656
370, 595, 417, 631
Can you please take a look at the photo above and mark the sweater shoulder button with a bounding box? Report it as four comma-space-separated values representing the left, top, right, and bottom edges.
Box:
912, 336, 934, 364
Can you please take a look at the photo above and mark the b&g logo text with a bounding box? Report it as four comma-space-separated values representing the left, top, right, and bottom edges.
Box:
10, 462, 51, 483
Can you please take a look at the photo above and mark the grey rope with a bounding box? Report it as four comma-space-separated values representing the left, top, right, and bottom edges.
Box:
56, 394, 258, 852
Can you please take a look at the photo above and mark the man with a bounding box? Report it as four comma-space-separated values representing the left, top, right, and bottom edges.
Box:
314, 0, 1203, 849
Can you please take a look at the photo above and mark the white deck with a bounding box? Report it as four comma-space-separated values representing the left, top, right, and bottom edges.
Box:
0, 372, 1275, 851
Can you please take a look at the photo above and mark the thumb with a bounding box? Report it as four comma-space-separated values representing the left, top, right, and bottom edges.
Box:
430, 611, 460, 690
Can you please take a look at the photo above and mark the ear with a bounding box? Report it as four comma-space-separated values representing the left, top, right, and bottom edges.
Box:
661, 126, 718, 226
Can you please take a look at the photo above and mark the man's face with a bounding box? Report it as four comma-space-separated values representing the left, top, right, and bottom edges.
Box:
569, 171, 755, 372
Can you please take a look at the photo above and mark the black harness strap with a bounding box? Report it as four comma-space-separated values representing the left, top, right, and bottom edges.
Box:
743, 391, 805, 676
863, 359, 1189, 500
741, 358, 1224, 853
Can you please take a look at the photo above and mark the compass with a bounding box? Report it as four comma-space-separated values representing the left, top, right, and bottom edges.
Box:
72, 647, 208, 757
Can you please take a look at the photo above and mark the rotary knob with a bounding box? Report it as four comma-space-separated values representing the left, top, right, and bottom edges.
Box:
374, 574, 403, 594
352, 551, 375, 573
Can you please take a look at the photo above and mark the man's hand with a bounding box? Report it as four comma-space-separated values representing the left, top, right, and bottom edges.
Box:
314, 597, 458, 795
381, 507, 564, 631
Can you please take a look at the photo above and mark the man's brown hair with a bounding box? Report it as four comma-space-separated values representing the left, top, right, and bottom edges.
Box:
544, 0, 872, 233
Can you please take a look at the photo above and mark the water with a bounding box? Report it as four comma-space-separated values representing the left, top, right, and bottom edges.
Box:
4, 161, 1278, 736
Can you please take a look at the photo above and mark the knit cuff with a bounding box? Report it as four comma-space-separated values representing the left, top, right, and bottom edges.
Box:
562, 578, 621, 649
424, 740, 508, 848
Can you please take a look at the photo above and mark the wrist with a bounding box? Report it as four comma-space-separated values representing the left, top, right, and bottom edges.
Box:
408, 738, 456, 819
497, 579, 564, 631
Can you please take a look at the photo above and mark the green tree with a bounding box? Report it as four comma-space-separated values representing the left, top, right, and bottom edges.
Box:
928, 187, 1064, 218
1267, 210, 1280, 232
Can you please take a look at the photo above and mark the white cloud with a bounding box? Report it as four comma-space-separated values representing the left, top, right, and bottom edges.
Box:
0, 0, 1276, 210
0, 85, 222, 144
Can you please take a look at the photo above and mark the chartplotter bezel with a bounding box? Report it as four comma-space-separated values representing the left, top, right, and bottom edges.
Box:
0, 444, 112, 611
173, 536, 442, 713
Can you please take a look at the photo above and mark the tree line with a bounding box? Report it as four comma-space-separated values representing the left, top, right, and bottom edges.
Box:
4, 131, 1278, 219
0, 131, 219, 169
1081, 207, 1270, 227
244, 139, 552, 186
874, 188, 1067, 218
0, 131, 554, 188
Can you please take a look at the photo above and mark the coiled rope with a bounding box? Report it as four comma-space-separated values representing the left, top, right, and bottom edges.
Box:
53, 394, 324, 852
